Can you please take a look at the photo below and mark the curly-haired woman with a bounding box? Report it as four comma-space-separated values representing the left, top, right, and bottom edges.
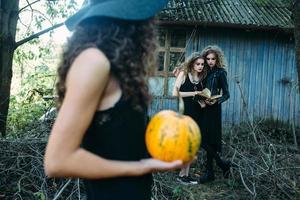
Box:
199, 45, 231, 184
44, 1, 184, 199
172, 52, 207, 185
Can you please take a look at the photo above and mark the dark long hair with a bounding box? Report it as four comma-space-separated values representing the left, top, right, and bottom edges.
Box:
56, 18, 158, 111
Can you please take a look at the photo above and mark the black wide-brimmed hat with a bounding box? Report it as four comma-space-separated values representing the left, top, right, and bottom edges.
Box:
65, 0, 168, 31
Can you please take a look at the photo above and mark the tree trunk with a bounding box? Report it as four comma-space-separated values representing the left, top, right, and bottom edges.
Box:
0, 0, 19, 137
293, 0, 300, 92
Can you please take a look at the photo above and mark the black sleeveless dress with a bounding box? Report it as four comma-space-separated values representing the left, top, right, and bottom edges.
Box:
179, 74, 205, 134
81, 95, 152, 200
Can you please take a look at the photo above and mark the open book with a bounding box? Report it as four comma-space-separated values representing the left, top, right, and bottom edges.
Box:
197, 88, 222, 101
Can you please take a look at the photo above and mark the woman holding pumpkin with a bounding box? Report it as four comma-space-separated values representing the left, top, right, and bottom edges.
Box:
172, 52, 207, 185
44, 0, 184, 199
199, 45, 231, 184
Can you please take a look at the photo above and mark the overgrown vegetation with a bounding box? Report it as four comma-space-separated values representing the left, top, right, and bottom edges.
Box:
1, 119, 299, 200
7, 67, 56, 137
0, 0, 81, 135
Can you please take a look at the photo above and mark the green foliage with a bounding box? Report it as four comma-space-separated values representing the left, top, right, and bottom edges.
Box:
7, 0, 82, 136
34, 191, 46, 200
45, 0, 78, 19
172, 186, 185, 198
7, 67, 56, 136
17, 0, 79, 38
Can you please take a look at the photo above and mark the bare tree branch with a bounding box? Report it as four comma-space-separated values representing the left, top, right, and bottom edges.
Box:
18, 16, 30, 29
53, 179, 72, 200
26, 0, 34, 11
19, 0, 41, 13
15, 22, 64, 49
24, 0, 35, 34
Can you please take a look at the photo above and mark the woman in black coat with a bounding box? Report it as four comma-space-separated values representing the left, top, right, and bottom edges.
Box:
199, 45, 231, 183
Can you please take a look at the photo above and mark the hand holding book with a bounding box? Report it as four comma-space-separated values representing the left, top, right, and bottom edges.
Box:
196, 88, 222, 101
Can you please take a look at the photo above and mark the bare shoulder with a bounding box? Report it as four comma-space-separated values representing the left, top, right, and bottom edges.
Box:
66, 48, 111, 86
177, 71, 186, 83
178, 71, 185, 78
72, 48, 110, 73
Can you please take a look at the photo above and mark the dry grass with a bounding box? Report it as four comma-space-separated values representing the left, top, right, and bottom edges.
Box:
150, 120, 300, 200
0, 120, 299, 200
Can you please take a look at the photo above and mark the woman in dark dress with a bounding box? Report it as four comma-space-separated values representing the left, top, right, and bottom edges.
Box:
199, 45, 231, 183
44, 1, 184, 199
172, 52, 207, 185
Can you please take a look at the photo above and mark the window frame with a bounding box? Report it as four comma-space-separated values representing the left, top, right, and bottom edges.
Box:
154, 27, 187, 96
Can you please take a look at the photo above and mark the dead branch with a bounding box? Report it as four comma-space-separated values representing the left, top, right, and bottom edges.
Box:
15, 22, 64, 49
19, 0, 41, 13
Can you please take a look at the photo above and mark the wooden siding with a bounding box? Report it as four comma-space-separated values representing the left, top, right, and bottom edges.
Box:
149, 27, 300, 127
148, 96, 178, 117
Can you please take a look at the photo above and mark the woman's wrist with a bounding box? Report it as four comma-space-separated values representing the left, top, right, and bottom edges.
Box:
129, 159, 151, 176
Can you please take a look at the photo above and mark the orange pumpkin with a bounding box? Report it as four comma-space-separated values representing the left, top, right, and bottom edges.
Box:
145, 110, 201, 163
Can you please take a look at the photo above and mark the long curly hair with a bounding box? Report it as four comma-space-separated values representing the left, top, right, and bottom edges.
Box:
56, 17, 158, 111
201, 45, 227, 68
182, 52, 207, 81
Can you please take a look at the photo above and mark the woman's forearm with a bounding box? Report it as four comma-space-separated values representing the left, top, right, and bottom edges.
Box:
174, 91, 198, 98
44, 148, 144, 179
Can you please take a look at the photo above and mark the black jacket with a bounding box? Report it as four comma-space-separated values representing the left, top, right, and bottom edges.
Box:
204, 67, 230, 104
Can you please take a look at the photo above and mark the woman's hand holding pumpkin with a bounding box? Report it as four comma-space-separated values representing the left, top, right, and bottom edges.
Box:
137, 158, 183, 174
137, 155, 198, 175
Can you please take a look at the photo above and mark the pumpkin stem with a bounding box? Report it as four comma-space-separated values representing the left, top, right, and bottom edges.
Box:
176, 87, 184, 115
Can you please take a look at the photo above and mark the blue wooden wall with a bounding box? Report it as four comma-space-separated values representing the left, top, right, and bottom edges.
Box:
149, 27, 300, 127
